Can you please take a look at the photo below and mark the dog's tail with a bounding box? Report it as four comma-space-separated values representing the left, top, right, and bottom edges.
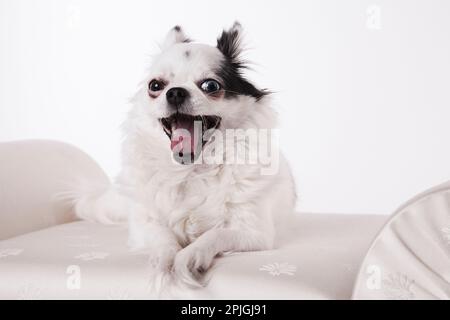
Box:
55, 179, 133, 225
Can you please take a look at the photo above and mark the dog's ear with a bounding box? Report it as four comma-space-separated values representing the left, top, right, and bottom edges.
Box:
217, 22, 243, 62
216, 22, 269, 101
161, 25, 190, 50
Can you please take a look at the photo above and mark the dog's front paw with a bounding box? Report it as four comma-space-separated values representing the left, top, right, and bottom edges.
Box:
173, 244, 215, 288
146, 246, 180, 297
148, 245, 179, 272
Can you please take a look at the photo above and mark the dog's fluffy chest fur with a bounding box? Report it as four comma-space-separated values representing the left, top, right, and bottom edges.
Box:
132, 161, 264, 246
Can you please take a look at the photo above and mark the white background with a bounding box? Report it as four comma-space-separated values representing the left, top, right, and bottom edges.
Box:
1, 0, 449, 214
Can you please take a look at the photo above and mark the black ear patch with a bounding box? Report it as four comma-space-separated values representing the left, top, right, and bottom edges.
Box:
217, 23, 242, 62
216, 23, 268, 101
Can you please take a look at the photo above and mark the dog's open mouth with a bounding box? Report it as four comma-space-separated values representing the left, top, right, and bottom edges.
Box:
159, 113, 221, 164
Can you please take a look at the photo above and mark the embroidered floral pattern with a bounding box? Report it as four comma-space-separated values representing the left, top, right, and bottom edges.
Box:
442, 226, 450, 245
17, 284, 42, 300
382, 273, 415, 300
107, 287, 133, 300
0, 248, 24, 258
66, 235, 103, 249
341, 263, 354, 272
259, 262, 297, 276
223, 251, 274, 257
74, 252, 109, 261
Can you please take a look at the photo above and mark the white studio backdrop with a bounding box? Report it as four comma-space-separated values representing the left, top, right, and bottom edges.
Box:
1, 0, 450, 215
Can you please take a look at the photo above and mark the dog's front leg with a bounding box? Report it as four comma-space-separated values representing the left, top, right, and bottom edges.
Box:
173, 226, 273, 288
127, 212, 182, 295
128, 220, 181, 269
130, 221, 182, 295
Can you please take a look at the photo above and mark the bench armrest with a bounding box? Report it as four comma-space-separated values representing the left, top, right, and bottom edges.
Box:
0, 140, 109, 240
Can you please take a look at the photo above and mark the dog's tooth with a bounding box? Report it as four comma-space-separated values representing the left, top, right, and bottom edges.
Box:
200, 115, 207, 132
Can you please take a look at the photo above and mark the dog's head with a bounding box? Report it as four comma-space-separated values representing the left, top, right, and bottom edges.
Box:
132, 22, 269, 164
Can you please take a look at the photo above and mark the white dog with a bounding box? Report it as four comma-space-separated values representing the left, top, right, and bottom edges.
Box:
73, 22, 296, 291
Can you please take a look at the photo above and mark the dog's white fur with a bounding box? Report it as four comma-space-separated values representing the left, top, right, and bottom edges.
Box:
74, 23, 296, 291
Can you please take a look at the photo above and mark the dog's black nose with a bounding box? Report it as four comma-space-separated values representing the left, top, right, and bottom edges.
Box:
166, 87, 189, 108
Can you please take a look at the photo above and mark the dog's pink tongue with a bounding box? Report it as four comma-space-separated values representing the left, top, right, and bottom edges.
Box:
170, 120, 200, 153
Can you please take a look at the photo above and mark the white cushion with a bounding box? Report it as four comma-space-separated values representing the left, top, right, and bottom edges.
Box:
0, 213, 387, 299
352, 181, 450, 300
0, 140, 109, 240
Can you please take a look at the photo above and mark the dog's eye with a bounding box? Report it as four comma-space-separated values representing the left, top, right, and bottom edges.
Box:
200, 79, 221, 94
149, 79, 165, 92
